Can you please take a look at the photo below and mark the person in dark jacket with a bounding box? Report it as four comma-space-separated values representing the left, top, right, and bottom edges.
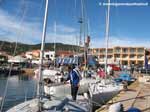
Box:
66, 65, 81, 101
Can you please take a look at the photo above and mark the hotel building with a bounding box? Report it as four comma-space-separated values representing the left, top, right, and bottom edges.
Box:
90, 47, 145, 66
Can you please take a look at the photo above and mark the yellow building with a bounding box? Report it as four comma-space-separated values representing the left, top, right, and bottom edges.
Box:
91, 46, 145, 66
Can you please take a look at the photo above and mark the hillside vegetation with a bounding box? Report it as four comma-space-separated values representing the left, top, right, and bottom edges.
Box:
0, 41, 80, 55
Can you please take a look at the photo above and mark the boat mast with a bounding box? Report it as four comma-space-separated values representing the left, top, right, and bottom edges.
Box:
37, 0, 49, 111
105, 0, 110, 77
54, 0, 57, 67
54, 21, 56, 67
80, 0, 87, 74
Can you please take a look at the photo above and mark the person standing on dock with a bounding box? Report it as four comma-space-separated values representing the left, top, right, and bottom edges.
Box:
130, 64, 135, 77
97, 67, 106, 79
66, 65, 81, 101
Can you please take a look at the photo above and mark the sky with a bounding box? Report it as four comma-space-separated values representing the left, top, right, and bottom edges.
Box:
0, 0, 150, 48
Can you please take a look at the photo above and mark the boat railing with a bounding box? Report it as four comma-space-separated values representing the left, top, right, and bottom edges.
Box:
45, 82, 68, 87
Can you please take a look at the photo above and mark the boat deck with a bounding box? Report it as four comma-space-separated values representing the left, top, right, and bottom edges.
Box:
96, 81, 150, 112
47, 95, 90, 112
6, 95, 89, 112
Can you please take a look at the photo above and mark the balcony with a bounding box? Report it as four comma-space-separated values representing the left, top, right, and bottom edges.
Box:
137, 55, 144, 60
99, 59, 105, 62
122, 51, 128, 54
130, 48, 136, 54
129, 55, 136, 60
130, 52, 136, 54
122, 48, 128, 54
100, 50, 105, 54
122, 56, 129, 60
137, 48, 144, 54
129, 57, 137, 60
114, 50, 121, 54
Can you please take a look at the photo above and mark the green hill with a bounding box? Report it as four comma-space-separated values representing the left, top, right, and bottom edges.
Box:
0, 41, 80, 55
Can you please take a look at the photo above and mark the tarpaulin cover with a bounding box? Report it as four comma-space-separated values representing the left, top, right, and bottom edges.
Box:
127, 107, 141, 112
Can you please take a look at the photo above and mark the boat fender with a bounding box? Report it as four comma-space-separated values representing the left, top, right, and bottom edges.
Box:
83, 93, 89, 99
63, 107, 69, 112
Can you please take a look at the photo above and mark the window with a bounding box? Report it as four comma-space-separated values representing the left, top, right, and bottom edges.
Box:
108, 49, 113, 53
130, 48, 136, 53
115, 48, 121, 53
122, 55, 128, 58
115, 54, 120, 58
130, 55, 135, 58
46, 55, 49, 59
137, 55, 143, 58
138, 48, 144, 53
122, 48, 128, 53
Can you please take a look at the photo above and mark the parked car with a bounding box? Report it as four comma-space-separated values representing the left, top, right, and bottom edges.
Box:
108, 64, 121, 71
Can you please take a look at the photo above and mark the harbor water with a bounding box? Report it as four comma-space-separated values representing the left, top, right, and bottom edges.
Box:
0, 74, 37, 111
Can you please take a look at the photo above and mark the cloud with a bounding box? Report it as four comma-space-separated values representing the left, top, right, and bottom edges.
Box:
0, 9, 41, 44
56, 24, 77, 33
1, 7, 149, 49
0, 8, 78, 45
90, 36, 150, 48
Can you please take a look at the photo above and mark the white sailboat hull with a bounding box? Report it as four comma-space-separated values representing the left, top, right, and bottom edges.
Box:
34, 69, 62, 82
90, 89, 120, 105
89, 81, 123, 105
44, 78, 97, 98
7, 97, 89, 112
7, 99, 39, 112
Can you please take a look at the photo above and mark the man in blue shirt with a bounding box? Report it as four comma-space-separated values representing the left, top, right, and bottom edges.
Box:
66, 65, 81, 101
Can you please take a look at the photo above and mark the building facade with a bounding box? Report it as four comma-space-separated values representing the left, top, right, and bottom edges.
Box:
91, 47, 145, 66
44, 51, 55, 60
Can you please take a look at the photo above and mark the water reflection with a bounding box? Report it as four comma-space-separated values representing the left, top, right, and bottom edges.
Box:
0, 74, 37, 111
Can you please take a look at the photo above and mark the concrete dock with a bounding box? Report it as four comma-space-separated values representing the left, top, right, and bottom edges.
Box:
96, 80, 150, 112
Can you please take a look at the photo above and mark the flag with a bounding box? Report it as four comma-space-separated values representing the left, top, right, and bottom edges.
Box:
86, 36, 90, 44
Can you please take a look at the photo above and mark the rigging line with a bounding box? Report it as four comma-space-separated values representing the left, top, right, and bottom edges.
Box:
29, 0, 43, 45
114, 0, 119, 39
83, 0, 88, 37
74, 0, 77, 20
87, 19, 91, 51
74, 0, 79, 60
22, 0, 44, 101
0, 0, 28, 111
0, 0, 26, 50
81, 0, 88, 71
27, 0, 44, 98
87, 19, 90, 36
80, 0, 84, 45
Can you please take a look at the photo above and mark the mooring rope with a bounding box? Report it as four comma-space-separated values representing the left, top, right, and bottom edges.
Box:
0, 0, 28, 111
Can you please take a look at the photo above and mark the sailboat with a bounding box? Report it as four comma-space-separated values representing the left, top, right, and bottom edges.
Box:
88, 0, 123, 107
5, 1, 89, 112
